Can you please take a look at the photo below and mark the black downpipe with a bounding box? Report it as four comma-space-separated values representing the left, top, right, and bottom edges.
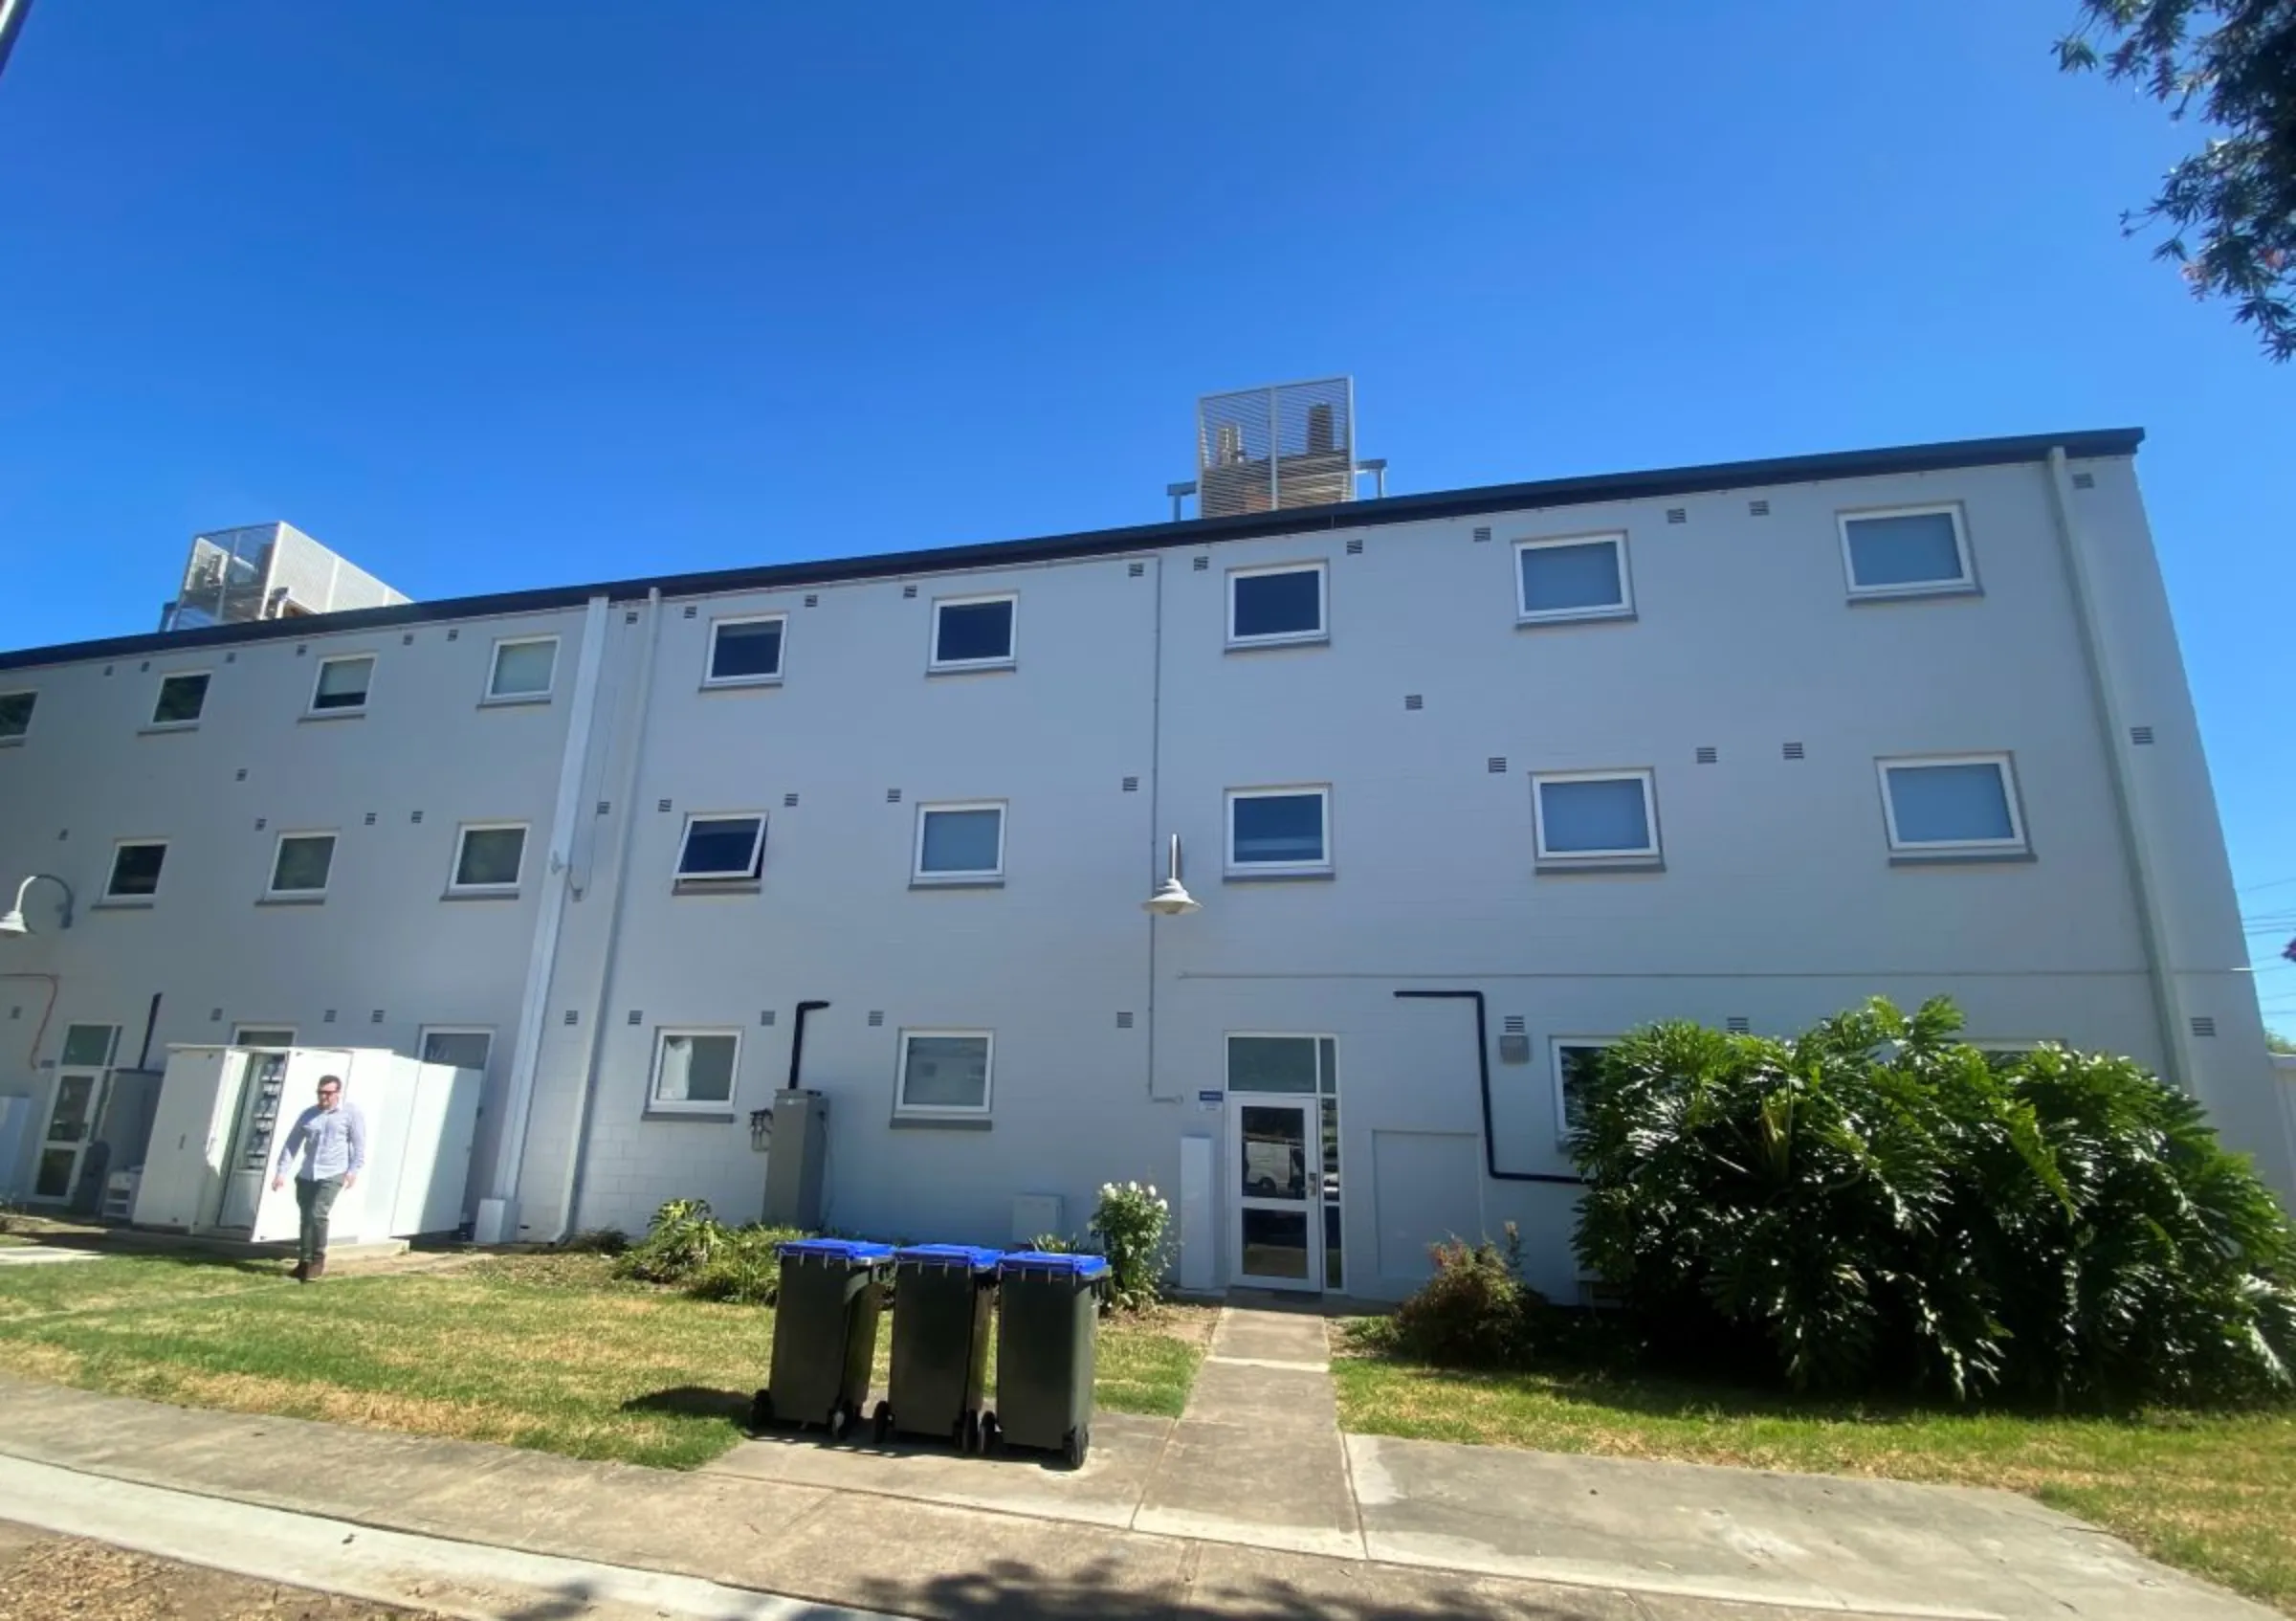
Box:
135, 991, 162, 1071
1395, 988, 1582, 1187
785, 1000, 830, 1090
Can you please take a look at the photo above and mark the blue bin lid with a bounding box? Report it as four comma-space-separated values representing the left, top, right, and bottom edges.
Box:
997, 1251, 1109, 1280
894, 1244, 1003, 1270
778, 1238, 895, 1263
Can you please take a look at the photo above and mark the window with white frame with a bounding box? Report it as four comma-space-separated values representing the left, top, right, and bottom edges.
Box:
1226, 1033, 1336, 1095
449, 823, 527, 893
420, 1028, 495, 1073
1553, 1038, 1615, 1141
1226, 787, 1331, 874
650, 1029, 740, 1111
232, 1026, 297, 1050
150, 672, 210, 726
1877, 754, 2025, 854
105, 840, 167, 900
930, 594, 1017, 670
1228, 563, 1327, 647
266, 833, 337, 898
1515, 533, 1632, 623
0, 691, 33, 743
914, 802, 1004, 882
1839, 506, 1975, 596
896, 1030, 992, 1116
675, 813, 766, 882
705, 615, 784, 686
1532, 771, 1660, 863
310, 655, 375, 714
486, 636, 559, 701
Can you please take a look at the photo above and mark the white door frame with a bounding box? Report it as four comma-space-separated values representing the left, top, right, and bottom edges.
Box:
1226, 1094, 1322, 1292
30, 1024, 121, 1206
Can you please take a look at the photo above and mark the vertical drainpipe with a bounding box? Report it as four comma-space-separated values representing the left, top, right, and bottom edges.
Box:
552, 588, 664, 1239
2043, 448, 2186, 1091
1144, 553, 1166, 1102
480, 594, 612, 1241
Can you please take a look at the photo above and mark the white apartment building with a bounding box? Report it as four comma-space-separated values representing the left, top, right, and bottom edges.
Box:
2, 424, 2289, 1301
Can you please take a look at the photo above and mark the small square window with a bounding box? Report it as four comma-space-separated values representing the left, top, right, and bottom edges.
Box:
420, 1028, 495, 1072
105, 841, 167, 899
267, 833, 337, 897
931, 595, 1017, 670
1515, 534, 1632, 623
651, 1029, 740, 1110
1228, 565, 1327, 646
487, 637, 558, 700
0, 691, 36, 743
915, 803, 1005, 881
1533, 772, 1660, 863
1878, 755, 2025, 854
1840, 506, 1975, 596
151, 673, 210, 726
450, 824, 527, 893
61, 1023, 119, 1068
676, 814, 766, 881
897, 1030, 992, 1115
706, 616, 785, 686
1554, 1039, 1615, 1142
1227, 788, 1331, 874
311, 655, 375, 713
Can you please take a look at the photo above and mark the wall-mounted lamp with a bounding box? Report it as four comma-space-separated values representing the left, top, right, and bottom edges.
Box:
0, 873, 75, 938
1142, 834, 1200, 917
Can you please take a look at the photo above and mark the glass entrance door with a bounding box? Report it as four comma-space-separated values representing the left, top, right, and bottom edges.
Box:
1230, 1097, 1321, 1291
32, 1024, 120, 1206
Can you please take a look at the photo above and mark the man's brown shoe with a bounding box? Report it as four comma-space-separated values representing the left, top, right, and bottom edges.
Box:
307, 1255, 326, 1280
289, 1261, 307, 1283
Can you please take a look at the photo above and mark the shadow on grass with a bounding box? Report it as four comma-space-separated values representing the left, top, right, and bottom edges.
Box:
2, 1237, 280, 1279
618, 1386, 754, 1424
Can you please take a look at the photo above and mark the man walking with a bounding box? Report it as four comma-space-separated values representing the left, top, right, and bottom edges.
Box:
270, 1073, 366, 1282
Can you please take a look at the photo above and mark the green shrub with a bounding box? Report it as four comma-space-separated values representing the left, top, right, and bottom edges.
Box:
1091, 1181, 1171, 1309
558, 1227, 629, 1255
1026, 1232, 1077, 1254
688, 1224, 806, 1304
1390, 1224, 1541, 1367
615, 1198, 727, 1285
1572, 997, 2296, 1406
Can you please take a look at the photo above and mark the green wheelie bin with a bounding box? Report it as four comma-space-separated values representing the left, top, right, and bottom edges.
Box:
751, 1238, 894, 1441
983, 1251, 1108, 1468
874, 1244, 1002, 1451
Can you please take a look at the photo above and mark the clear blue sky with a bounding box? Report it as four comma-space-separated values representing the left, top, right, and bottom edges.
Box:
2, 2, 2290, 1031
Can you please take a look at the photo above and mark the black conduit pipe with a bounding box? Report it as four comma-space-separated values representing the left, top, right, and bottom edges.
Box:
785, 1001, 830, 1090
1394, 989, 1583, 1187
136, 991, 162, 1071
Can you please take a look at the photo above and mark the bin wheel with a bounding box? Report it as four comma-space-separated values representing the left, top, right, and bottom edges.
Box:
828, 1402, 851, 1443
747, 1389, 774, 1433
979, 1413, 1001, 1456
873, 1400, 894, 1446
1063, 1426, 1089, 1470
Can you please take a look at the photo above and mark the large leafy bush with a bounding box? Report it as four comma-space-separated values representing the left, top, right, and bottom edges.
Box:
1572, 998, 2296, 1406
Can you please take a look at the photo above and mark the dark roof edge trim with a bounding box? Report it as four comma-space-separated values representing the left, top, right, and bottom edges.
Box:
0, 427, 2142, 672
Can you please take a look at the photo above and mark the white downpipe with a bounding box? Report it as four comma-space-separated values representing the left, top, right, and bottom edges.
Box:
2043, 448, 2185, 1090
484, 595, 612, 1234
550, 588, 663, 1239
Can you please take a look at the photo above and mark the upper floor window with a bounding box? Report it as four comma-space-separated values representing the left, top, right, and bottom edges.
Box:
896, 1030, 993, 1117
915, 802, 1005, 883
1228, 564, 1327, 648
1877, 754, 2025, 855
266, 833, 337, 898
1516, 533, 1632, 624
1226, 787, 1332, 876
486, 637, 559, 702
1839, 506, 1975, 597
105, 840, 167, 900
310, 655, 375, 715
706, 615, 784, 687
1533, 770, 1660, 866
449, 823, 527, 895
931, 594, 1017, 672
151, 673, 210, 727
0, 691, 32, 743
675, 813, 766, 882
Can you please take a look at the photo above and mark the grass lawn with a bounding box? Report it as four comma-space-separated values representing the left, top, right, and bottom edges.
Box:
0, 1250, 1207, 1471
1333, 1327, 2296, 1615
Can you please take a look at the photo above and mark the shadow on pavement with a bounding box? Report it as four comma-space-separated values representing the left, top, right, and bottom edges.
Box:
849, 1558, 1613, 1620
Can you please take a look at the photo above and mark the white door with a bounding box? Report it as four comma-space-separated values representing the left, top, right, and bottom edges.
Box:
30, 1024, 119, 1206
1229, 1096, 1322, 1291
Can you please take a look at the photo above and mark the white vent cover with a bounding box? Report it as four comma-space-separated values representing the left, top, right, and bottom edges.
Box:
1197, 377, 1356, 518
1012, 1193, 1064, 1243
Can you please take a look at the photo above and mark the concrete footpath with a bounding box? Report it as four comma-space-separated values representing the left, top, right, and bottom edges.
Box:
0, 1299, 2274, 1621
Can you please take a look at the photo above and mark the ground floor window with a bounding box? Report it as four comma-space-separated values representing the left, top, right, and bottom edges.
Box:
896, 1030, 992, 1117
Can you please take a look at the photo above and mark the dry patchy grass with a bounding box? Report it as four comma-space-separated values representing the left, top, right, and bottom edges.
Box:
1332, 1323, 2296, 1614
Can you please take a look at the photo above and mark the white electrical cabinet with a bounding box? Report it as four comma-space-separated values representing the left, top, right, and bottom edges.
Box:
131, 1046, 480, 1243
